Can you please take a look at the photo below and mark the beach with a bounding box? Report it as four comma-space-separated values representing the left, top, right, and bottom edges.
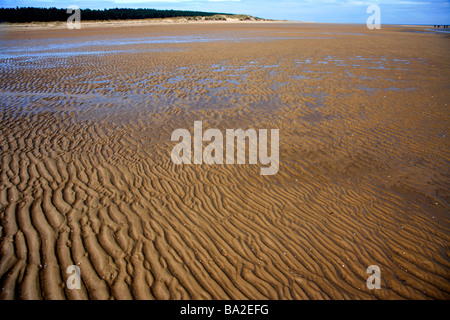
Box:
0, 21, 449, 299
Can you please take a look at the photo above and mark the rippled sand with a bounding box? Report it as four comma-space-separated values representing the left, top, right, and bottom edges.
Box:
0, 22, 449, 300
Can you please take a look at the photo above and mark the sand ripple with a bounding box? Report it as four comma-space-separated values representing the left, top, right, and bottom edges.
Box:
0, 23, 449, 299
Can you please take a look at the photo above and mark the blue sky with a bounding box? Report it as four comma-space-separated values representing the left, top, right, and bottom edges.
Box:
1, 0, 449, 24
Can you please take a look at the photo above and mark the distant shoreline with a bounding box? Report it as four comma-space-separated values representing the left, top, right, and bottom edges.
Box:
0, 17, 295, 31
1, 18, 447, 33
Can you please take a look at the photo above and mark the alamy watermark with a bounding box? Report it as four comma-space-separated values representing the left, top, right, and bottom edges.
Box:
366, 4, 381, 30
366, 265, 381, 289
171, 121, 279, 175
66, 265, 81, 289
67, 5, 81, 29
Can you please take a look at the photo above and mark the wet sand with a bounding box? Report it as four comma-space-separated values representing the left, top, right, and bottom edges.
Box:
0, 22, 449, 300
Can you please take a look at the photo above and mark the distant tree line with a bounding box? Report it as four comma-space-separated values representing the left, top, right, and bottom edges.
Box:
0, 7, 233, 23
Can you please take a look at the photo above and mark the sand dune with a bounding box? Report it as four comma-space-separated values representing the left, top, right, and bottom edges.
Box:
0, 23, 449, 299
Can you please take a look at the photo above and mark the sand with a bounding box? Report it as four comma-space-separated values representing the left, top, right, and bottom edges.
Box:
0, 21, 449, 300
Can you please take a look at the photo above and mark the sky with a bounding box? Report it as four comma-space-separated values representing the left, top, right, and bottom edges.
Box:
0, 0, 449, 24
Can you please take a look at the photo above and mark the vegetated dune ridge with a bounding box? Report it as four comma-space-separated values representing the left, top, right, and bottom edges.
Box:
0, 22, 448, 300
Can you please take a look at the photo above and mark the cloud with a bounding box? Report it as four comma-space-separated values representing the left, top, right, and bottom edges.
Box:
113, 0, 241, 3
287, 0, 433, 5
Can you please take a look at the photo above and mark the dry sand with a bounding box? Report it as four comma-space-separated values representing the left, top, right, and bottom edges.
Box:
0, 22, 449, 300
